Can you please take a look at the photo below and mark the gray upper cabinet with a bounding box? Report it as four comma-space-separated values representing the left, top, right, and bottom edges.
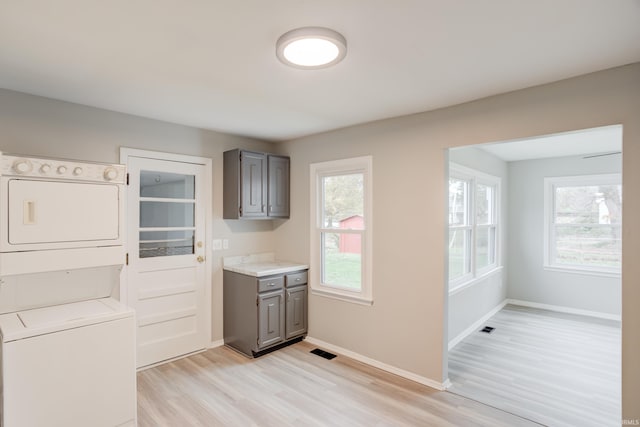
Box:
224, 149, 290, 219
268, 155, 290, 218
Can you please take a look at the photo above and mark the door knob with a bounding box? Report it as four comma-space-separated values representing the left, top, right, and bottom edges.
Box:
197, 255, 205, 263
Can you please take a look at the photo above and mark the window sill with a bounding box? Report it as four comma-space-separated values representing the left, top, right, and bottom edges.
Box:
543, 265, 621, 279
310, 288, 373, 306
449, 266, 503, 296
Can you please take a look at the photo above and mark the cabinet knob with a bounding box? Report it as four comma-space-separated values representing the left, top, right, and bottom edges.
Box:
197, 255, 205, 263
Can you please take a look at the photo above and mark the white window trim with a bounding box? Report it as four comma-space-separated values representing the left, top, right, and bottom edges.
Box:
310, 156, 373, 305
448, 164, 501, 292
543, 173, 621, 277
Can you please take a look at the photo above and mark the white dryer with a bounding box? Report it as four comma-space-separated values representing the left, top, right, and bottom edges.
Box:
0, 297, 136, 427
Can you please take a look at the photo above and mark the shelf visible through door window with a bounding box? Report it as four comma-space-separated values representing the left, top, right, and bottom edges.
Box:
139, 171, 196, 258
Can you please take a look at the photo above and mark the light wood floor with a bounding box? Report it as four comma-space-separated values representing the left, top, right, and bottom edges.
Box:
448, 304, 621, 427
137, 340, 539, 426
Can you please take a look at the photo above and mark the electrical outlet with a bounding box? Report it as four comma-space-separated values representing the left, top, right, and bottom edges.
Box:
212, 239, 222, 250
223, 239, 229, 250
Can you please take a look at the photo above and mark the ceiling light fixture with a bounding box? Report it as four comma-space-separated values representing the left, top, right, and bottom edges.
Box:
276, 27, 347, 69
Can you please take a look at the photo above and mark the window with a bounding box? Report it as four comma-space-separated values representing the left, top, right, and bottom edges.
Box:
448, 164, 500, 289
310, 156, 373, 305
544, 174, 621, 275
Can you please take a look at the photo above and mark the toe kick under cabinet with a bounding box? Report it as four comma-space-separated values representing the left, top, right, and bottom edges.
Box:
223, 269, 308, 357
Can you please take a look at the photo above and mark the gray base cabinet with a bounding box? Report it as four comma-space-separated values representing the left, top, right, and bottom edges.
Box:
258, 290, 285, 348
285, 285, 307, 339
224, 269, 308, 357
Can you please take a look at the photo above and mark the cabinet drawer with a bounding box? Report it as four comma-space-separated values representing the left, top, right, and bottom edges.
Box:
286, 271, 308, 287
258, 276, 284, 292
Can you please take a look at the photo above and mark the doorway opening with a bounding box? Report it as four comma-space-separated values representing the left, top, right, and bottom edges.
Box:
444, 125, 622, 426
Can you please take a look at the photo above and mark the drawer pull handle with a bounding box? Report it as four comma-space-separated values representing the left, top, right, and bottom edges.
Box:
295, 278, 301, 281
268, 283, 275, 287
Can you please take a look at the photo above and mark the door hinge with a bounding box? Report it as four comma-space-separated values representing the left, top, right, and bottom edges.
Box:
239, 152, 242, 162
126, 173, 130, 186
125, 253, 129, 265
239, 206, 243, 215
256, 297, 259, 306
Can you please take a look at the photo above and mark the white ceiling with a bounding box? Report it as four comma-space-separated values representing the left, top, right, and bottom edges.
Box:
1, 1, 639, 142
475, 125, 623, 162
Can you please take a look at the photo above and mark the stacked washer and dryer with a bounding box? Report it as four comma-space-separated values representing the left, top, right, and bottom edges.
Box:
0, 153, 136, 427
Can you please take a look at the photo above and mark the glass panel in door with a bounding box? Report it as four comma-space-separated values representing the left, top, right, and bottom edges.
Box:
139, 170, 196, 258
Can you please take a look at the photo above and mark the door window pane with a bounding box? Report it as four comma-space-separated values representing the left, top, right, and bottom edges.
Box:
321, 232, 362, 290
140, 171, 195, 199
140, 201, 194, 228
139, 230, 194, 258
321, 174, 364, 229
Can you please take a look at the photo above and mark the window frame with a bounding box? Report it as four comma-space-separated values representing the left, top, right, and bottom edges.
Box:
448, 164, 501, 291
310, 156, 373, 305
544, 173, 622, 277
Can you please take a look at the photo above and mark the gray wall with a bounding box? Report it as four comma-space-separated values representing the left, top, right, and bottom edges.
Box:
447, 146, 508, 343
507, 154, 622, 315
0, 88, 277, 342
273, 63, 640, 419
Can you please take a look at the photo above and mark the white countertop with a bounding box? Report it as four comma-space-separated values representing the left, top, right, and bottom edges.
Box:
223, 253, 308, 277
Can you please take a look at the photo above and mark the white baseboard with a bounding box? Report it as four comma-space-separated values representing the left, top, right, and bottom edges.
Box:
304, 336, 447, 391
507, 299, 621, 321
448, 299, 508, 351
209, 339, 224, 349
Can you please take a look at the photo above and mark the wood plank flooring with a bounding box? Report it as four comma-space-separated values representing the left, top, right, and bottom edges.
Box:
448, 304, 621, 427
137, 340, 539, 426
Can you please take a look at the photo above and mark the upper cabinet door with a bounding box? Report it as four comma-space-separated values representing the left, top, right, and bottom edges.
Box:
268, 155, 290, 218
240, 151, 268, 218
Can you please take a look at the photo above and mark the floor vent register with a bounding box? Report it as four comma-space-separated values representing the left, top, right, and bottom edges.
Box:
480, 326, 495, 334
310, 348, 337, 360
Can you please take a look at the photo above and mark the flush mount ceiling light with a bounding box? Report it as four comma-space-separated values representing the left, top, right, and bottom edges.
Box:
276, 27, 347, 69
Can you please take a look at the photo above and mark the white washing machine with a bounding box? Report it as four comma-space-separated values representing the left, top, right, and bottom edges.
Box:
0, 297, 136, 427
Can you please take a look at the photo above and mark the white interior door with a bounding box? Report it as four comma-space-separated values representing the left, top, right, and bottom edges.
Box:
125, 154, 209, 368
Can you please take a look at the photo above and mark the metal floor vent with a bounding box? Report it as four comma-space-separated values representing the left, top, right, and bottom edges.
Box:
310, 348, 337, 360
480, 326, 495, 334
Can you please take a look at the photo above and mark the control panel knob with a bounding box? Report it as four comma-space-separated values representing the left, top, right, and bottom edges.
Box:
73, 167, 83, 176
103, 167, 118, 181
57, 165, 67, 174
13, 159, 33, 174
40, 164, 52, 174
